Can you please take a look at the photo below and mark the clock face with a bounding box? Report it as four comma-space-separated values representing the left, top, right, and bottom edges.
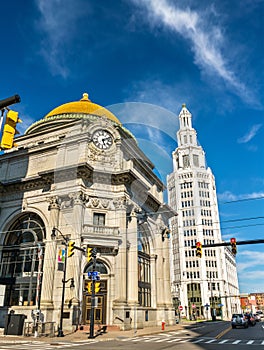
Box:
92, 130, 113, 150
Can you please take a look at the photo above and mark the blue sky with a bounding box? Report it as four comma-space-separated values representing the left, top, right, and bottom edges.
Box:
0, 0, 263, 294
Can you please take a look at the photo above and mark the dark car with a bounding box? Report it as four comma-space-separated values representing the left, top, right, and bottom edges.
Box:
231, 313, 248, 328
245, 313, 256, 326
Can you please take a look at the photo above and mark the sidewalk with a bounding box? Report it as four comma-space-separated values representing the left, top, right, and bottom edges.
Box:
0, 321, 193, 343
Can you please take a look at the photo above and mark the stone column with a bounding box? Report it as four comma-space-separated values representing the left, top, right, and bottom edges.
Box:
163, 233, 172, 306
41, 196, 60, 308
156, 232, 165, 307
113, 196, 127, 304
67, 191, 87, 304
127, 209, 138, 304
150, 254, 157, 308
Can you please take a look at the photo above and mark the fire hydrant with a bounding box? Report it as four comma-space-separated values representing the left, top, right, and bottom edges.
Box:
161, 320, 165, 330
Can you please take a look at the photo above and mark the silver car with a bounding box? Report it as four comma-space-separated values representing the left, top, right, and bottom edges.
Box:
231, 313, 249, 328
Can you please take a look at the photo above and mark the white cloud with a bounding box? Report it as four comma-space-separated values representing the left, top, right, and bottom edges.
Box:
218, 191, 264, 202
130, 0, 256, 105
35, 0, 87, 78
238, 124, 262, 143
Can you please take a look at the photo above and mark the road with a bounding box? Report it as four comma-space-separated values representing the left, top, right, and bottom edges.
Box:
0, 321, 264, 350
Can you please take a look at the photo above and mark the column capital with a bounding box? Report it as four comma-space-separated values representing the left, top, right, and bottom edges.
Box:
47, 196, 60, 210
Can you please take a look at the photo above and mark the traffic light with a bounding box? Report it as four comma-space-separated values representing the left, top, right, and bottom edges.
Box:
95, 282, 101, 293
230, 238, 237, 255
84, 281, 92, 294
0, 110, 22, 149
68, 241, 75, 257
196, 241, 202, 258
87, 247, 93, 262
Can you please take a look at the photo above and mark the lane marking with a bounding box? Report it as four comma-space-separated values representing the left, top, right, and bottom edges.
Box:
216, 326, 232, 339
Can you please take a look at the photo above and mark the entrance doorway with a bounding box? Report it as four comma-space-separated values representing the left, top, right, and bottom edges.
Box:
83, 280, 107, 325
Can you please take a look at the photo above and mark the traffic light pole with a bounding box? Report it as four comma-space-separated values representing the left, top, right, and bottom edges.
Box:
192, 239, 264, 249
58, 241, 68, 337
88, 248, 97, 339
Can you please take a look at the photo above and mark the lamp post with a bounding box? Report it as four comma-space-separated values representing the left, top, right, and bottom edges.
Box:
51, 227, 74, 337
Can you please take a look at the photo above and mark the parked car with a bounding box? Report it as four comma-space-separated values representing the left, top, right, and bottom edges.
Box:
254, 314, 261, 322
231, 313, 249, 328
256, 311, 264, 319
244, 312, 256, 326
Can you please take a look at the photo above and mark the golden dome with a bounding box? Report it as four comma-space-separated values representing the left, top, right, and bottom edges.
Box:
44, 93, 121, 124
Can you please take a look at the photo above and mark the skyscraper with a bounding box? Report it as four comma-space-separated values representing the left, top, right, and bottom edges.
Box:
167, 104, 240, 320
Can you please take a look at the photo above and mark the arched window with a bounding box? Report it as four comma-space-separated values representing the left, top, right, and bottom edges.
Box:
138, 225, 151, 307
84, 261, 108, 274
0, 213, 45, 306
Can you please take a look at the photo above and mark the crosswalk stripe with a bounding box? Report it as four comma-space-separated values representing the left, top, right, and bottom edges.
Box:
232, 340, 242, 344
261, 340, 264, 345
144, 337, 161, 342
218, 339, 228, 344
191, 338, 204, 343
205, 339, 216, 343
132, 338, 146, 341
167, 338, 181, 343
247, 340, 254, 344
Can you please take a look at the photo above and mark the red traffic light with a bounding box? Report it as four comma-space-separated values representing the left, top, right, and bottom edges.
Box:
196, 242, 201, 247
230, 238, 236, 243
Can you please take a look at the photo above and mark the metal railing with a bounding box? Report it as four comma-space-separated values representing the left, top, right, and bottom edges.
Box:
83, 224, 120, 236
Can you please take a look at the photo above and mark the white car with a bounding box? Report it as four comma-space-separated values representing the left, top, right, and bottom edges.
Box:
231, 314, 249, 329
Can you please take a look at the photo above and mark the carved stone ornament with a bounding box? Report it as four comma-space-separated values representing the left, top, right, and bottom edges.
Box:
87, 197, 110, 209
113, 196, 128, 210
47, 196, 60, 211
69, 191, 89, 206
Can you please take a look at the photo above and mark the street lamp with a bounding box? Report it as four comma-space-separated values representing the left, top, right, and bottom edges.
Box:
51, 227, 74, 337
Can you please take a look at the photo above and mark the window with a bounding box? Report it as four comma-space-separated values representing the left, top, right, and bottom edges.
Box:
85, 260, 108, 274
138, 227, 151, 307
183, 155, 190, 168
0, 213, 45, 307
93, 213, 105, 226
138, 252, 151, 307
193, 155, 199, 167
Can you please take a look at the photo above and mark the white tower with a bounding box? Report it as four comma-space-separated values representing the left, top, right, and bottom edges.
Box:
167, 104, 240, 320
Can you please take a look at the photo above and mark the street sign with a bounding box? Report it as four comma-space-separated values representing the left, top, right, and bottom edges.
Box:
88, 271, 101, 281
178, 305, 183, 311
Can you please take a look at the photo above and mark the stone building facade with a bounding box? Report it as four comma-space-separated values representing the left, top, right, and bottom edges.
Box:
0, 93, 175, 332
